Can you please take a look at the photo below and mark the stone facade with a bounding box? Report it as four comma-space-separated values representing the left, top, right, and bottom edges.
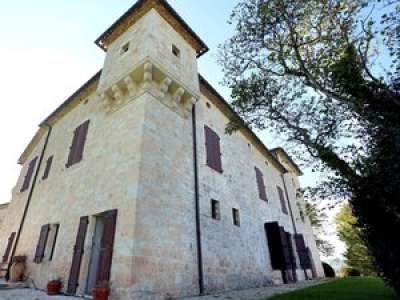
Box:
0, 1, 324, 299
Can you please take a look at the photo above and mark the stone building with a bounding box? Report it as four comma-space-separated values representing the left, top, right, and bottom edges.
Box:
0, 0, 324, 299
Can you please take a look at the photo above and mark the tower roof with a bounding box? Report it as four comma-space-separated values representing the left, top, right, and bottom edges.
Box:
95, 0, 209, 57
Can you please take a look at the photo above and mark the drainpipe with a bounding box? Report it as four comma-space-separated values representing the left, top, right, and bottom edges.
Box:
191, 104, 204, 295
281, 173, 308, 281
6, 123, 52, 279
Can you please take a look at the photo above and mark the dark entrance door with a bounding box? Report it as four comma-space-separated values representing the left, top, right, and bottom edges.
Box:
265, 222, 297, 284
67, 216, 89, 295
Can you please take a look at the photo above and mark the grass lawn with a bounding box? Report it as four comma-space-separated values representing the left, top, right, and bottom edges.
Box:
268, 277, 398, 300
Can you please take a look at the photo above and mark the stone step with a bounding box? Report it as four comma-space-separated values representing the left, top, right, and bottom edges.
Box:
0, 281, 28, 290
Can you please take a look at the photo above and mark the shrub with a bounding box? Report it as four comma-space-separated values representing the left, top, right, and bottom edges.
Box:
322, 262, 336, 278
342, 267, 362, 277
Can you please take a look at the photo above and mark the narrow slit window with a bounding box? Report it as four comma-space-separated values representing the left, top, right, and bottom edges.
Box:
172, 45, 180, 57
121, 42, 130, 55
211, 199, 220, 220
232, 208, 240, 227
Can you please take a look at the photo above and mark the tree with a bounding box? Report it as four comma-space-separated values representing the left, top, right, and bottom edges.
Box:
305, 201, 334, 257
335, 204, 376, 276
220, 0, 400, 292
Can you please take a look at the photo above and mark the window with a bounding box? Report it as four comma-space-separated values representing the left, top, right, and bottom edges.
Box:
277, 186, 288, 214
34, 224, 59, 263
42, 155, 54, 180
255, 167, 268, 201
204, 125, 223, 173
211, 199, 220, 220
21, 157, 38, 192
206, 102, 211, 109
232, 208, 240, 227
46, 224, 59, 261
120, 42, 130, 55
172, 44, 180, 57
66, 120, 90, 168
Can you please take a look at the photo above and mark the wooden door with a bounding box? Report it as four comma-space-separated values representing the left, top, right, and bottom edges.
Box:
96, 210, 117, 284
67, 216, 89, 295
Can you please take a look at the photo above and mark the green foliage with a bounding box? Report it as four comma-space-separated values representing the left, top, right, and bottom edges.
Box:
305, 201, 334, 257
268, 277, 397, 300
342, 267, 362, 277
322, 262, 336, 278
335, 204, 376, 276
220, 0, 400, 293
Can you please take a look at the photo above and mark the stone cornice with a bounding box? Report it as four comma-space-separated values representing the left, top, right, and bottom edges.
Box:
95, 0, 208, 57
99, 58, 197, 118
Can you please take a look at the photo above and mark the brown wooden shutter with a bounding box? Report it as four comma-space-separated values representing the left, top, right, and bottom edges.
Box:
21, 157, 38, 192
277, 186, 288, 214
96, 210, 118, 284
294, 234, 311, 269
2, 232, 16, 263
42, 155, 54, 180
66, 120, 90, 167
75, 120, 90, 163
67, 216, 89, 295
279, 227, 292, 269
204, 125, 223, 173
286, 232, 297, 269
34, 224, 50, 263
255, 167, 268, 201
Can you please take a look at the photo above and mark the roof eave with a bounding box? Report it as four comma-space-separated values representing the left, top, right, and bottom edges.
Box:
95, 0, 209, 58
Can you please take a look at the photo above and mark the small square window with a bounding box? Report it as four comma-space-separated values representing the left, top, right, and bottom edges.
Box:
121, 42, 130, 55
172, 44, 181, 57
232, 208, 240, 227
211, 199, 220, 220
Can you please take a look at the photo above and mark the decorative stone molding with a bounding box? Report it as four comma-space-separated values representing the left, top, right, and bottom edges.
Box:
99, 59, 198, 118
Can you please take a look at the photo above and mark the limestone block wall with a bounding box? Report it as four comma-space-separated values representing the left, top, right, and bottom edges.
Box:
0, 135, 47, 264
128, 93, 199, 299
10, 89, 147, 298
195, 93, 323, 292
99, 9, 199, 97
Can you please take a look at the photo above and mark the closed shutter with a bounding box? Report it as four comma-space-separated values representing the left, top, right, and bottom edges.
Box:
2, 232, 16, 263
204, 126, 223, 173
67, 217, 89, 295
75, 120, 90, 163
265, 222, 285, 270
96, 210, 118, 284
21, 157, 38, 192
42, 155, 54, 180
277, 186, 288, 214
255, 167, 268, 201
286, 232, 297, 269
66, 120, 90, 167
280, 227, 292, 269
34, 224, 50, 263
294, 234, 311, 269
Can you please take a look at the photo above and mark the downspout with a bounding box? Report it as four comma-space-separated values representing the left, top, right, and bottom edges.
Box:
192, 104, 204, 295
6, 123, 52, 279
281, 173, 308, 280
